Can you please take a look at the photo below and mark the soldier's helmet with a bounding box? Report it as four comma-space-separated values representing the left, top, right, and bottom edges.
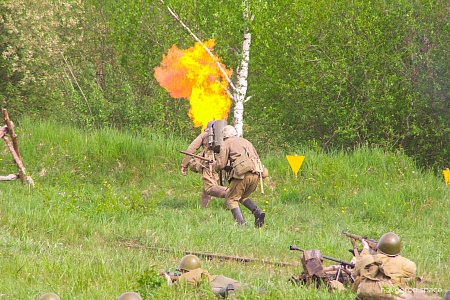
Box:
443, 290, 450, 300
117, 291, 142, 300
177, 254, 201, 272
222, 125, 237, 139
38, 293, 60, 300
377, 232, 402, 256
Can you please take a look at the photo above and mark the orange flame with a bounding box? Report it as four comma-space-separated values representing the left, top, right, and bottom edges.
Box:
154, 39, 232, 130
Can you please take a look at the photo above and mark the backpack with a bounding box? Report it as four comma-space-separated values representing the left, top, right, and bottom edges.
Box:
207, 120, 227, 153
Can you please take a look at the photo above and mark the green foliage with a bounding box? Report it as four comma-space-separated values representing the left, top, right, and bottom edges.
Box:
134, 266, 166, 298
247, 0, 449, 170
0, 0, 448, 170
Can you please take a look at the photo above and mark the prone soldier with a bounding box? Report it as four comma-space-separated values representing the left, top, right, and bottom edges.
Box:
352, 232, 440, 300
162, 254, 245, 299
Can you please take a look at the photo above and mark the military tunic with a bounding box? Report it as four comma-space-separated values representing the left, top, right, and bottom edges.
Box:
216, 135, 260, 210
353, 248, 417, 300
178, 268, 242, 296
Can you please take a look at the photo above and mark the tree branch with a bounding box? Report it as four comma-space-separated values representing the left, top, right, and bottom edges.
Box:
60, 52, 93, 117
159, 0, 236, 94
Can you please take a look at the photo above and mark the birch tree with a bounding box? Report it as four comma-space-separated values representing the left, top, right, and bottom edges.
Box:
231, 0, 252, 137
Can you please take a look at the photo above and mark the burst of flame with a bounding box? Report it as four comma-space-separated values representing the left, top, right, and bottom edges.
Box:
154, 39, 232, 130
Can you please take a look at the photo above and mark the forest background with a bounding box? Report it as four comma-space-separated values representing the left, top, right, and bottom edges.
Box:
1, 0, 449, 171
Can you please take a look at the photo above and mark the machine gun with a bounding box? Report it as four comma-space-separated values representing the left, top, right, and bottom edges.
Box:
289, 245, 355, 288
290, 245, 354, 268
342, 231, 378, 251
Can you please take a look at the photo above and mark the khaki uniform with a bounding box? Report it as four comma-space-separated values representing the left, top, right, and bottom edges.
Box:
353, 248, 417, 300
178, 268, 242, 296
216, 136, 260, 210
181, 130, 223, 201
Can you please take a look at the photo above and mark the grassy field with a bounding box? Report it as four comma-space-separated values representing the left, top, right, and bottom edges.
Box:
0, 119, 449, 299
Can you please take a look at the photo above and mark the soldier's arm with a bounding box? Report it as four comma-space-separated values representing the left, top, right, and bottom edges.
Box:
181, 133, 206, 167
352, 242, 372, 277
401, 258, 417, 279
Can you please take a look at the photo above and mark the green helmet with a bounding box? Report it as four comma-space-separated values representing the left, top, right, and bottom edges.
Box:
118, 292, 142, 300
38, 293, 60, 300
377, 232, 402, 256
177, 254, 201, 272
444, 290, 450, 300
222, 125, 237, 139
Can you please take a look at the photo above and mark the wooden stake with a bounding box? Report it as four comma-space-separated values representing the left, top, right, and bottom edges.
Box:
1, 108, 34, 185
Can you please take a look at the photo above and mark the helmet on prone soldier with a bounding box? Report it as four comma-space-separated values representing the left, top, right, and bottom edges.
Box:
222, 125, 237, 139
443, 290, 450, 300
377, 232, 402, 256
118, 292, 142, 300
38, 293, 60, 300
177, 254, 201, 272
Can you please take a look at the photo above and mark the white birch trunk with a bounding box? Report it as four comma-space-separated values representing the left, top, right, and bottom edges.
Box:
233, 0, 252, 137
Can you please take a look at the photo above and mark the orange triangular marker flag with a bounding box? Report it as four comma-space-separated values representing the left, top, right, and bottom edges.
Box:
286, 155, 305, 176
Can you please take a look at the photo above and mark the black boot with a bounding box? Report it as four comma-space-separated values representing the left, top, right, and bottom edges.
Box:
231, 208, 246, 225
243, 199, 265, 228
218, 284, 236, 299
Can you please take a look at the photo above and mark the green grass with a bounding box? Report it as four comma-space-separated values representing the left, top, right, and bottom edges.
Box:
0, 119, 448, 299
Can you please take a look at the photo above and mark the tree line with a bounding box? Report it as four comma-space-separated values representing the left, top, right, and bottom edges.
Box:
0, 0, 448, 170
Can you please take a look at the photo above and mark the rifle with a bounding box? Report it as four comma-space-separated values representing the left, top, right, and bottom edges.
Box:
289, 244, 355, 268
253, 158, 264, 194
122, 241, 301, 267
342, 231, 378, 251
177, 149, 213, 163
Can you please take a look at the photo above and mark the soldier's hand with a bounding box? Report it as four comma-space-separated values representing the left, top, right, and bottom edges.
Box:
181, 167, 188, 176
362, 239, 369, 249
163, 272, 173, 285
